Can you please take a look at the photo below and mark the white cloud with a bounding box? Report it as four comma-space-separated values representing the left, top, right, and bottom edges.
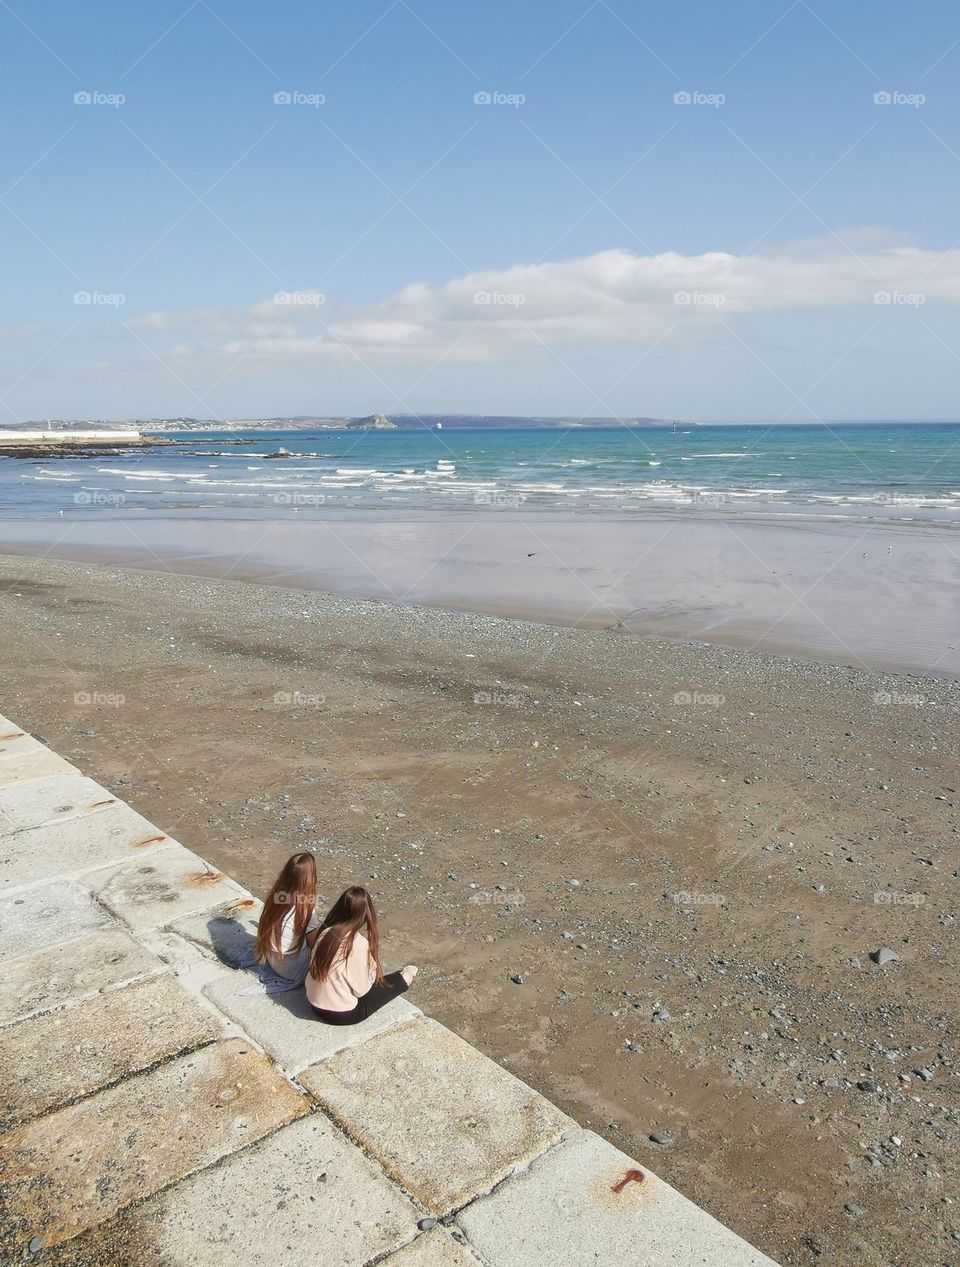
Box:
111, 237, 960, 374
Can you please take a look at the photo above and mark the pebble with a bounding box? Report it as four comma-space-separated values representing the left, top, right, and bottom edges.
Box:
28, 1238, 43, 1254
418, 1217, 438, 1230
870, 947, 899, 966
844, 1203, 865, 1218
509, 973, 524, 985
649, 1132, 674, 1146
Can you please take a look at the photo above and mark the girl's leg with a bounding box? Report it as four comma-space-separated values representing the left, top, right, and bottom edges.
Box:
354, 970, 410, 1021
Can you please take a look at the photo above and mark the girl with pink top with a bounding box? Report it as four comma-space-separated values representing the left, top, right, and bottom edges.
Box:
306, 885, 418, 1025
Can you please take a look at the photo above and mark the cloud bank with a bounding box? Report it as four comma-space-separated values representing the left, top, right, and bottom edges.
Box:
114, 237, 960, 375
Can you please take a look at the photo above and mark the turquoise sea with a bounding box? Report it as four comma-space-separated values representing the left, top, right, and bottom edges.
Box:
3, 422, 960, 525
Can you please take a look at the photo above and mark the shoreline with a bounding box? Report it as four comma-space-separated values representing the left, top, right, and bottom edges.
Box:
0, 552, 956, 1267
0, 508, 958, 678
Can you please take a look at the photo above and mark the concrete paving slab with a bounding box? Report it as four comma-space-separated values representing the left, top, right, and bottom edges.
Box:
0, 1037, 308, 1251
169, 895, 263, 968
0, 974, 222, 1130
0, 773, 120, 836
0, 803, 172, 893
382, 1228, 485, 1266
54, 1112, 423, 1267
458, 1130, 779, 1267
299, 1018, 575, 1215
0, 723, 81, 788
204, 970, 422, 1074
0, 925, 163, 1026
87, 843, 249, 932
0, 880, 112, 963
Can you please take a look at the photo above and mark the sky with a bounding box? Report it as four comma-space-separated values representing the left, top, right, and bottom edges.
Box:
2, 0, 960, 422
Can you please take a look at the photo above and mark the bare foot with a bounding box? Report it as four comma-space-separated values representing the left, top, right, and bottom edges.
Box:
401, 964, 419, 985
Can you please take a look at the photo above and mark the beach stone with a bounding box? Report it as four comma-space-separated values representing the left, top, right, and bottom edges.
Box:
0, 773, 120, 837
0, 804, 172, 894
870, 947, 899, 966
382, 1228, 484, 1266
169, 896, 263, 967
0, 720, 81, 788
203, 970, 421, 1074
844, 1203, 865, 1217
458, 1129, 779, 1266
0, 881, 112, 964
299, 1017, 574, 1215
0, 925, 162, 1025
650, 1132, 674, 1146
62, 1113, 419, 1267
0, 1037, 306, 1251
0, 974, 221, 1129
87, 842, 249, 932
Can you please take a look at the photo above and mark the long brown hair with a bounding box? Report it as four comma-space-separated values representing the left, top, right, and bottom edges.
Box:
309, 885, 385, 985
255, 852, 318, 963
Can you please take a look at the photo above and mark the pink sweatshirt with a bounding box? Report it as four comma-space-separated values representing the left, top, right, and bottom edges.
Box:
305, 931, 376, 1012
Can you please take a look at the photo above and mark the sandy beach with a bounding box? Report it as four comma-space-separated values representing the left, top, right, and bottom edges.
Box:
0, 509, 958, 676
0, 552, 956, 1267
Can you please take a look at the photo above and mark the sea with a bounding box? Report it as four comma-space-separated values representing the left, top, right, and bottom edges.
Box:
3, 422, 960, 526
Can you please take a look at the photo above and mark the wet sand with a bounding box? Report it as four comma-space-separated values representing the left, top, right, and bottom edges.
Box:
0, 509, 958, 676
0, 553, 956, 1267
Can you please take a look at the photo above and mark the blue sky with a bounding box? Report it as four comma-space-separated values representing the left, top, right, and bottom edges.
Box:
2, 0, 960, 421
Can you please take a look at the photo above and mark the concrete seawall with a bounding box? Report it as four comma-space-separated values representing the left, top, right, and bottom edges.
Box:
0, 711, 780, 1266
